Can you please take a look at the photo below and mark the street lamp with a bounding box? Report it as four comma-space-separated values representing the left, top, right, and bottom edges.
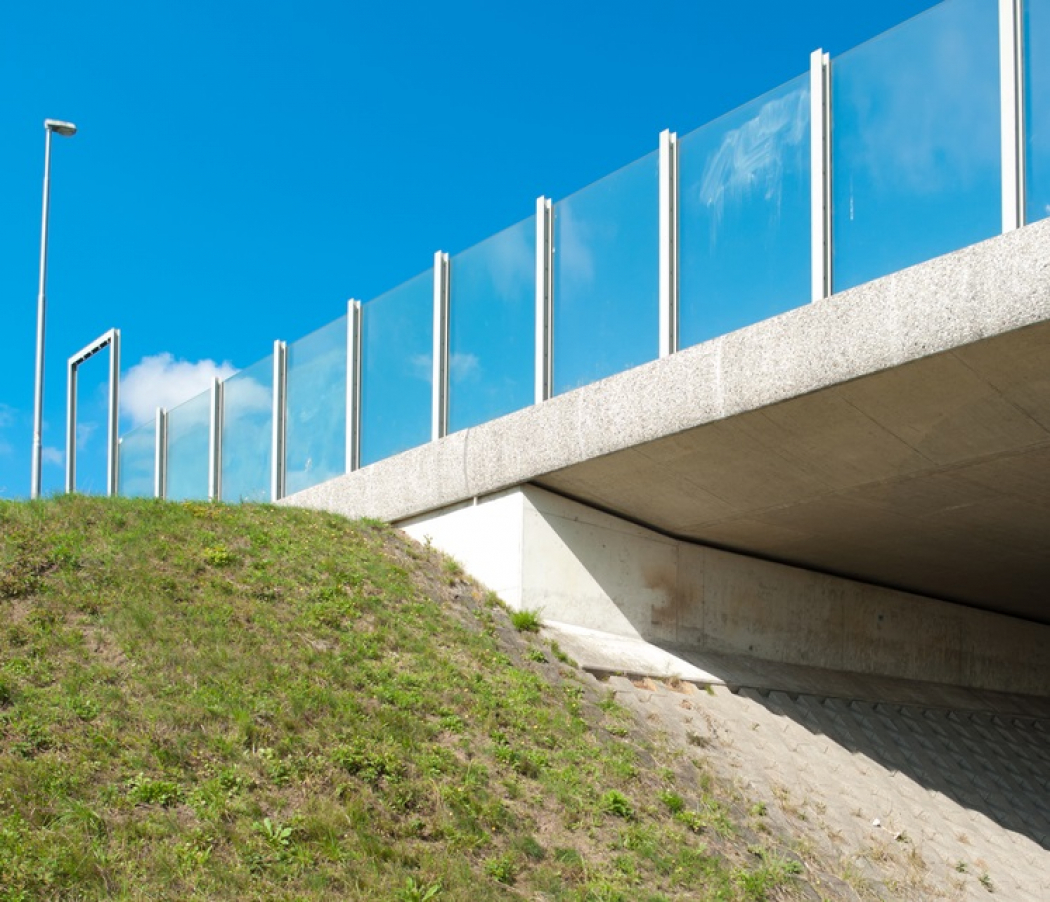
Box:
30, 118, 77, 500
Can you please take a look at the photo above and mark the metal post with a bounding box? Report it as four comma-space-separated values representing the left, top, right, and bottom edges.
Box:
155, 408, 168, 499
432, 251, 450, 441
270, 340, 287, 502
810, 49, 832, 301
346, 300, 362, 472
106, 329, 120, 496
1001, 0, 1026, 232
208, 377, 222, 502
659, 129, 679, 358
65, 341, 76, 493
535, 196, 553, 403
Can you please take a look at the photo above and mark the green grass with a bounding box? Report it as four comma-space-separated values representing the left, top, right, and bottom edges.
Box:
509, 609, 542, 633
0, 495, 806, 900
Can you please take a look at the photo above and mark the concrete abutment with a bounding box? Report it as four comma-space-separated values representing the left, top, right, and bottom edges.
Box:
400, 485, 1050, 698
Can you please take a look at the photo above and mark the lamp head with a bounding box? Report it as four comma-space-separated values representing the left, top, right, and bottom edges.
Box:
44, 119, 77, 137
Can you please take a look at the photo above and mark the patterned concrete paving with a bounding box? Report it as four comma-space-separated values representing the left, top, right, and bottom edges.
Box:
588, 668, 1050, 900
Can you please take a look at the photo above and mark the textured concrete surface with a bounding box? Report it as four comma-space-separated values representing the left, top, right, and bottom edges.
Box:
285, 219, 1050, 623
597, 671, 1050, 900
554, 622, 1050, 897
403, 485, 1050, 696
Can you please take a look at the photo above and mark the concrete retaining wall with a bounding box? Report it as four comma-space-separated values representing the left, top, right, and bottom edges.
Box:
400, 485, 1050, 697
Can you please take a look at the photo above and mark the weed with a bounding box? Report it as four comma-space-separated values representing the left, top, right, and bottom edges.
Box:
126, 773, 182, 807
510, 609, 542, 632
441, 556, 464, 582
399, 876, 443, 901
203, 544, 236, 567
484, 852, 517, 885
599, 789, 635, 820
255, 817, 293, 848
659, 790, 685, 813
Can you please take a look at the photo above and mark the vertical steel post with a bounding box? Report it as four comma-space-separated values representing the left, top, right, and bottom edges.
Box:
106, 329, 120, 497
659, 129, 679, 358
65, 347, 77, 493
535, 196, 553, 403
1001, 0, 1027, 232
432, 251, 450, 441
154, 408, 168, 499
208, 377, 222, 502
810, 49, 832, 301
270, 340, 287, 502
346, 299, 362, 473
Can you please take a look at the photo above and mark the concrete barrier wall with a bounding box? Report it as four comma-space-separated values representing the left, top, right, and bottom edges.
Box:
400, 485, 1050, 696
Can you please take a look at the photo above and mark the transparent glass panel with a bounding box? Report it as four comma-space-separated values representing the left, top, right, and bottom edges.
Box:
832, 0, 1000, 292
360, 271, 432, 466
117, 421, 154, 498
166, 389, 211, 502
679, 74, 810, 348
286, 316, 347, 494
553, 150, 659, 394
221, 355, 272, 503
1026, 0, 1050, 222
449, 217, 535, 433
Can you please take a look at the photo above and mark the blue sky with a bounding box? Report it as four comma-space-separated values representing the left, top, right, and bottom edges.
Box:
0, 0, 943, 498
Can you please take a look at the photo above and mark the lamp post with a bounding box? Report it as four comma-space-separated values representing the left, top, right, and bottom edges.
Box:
30, 118, 77, 500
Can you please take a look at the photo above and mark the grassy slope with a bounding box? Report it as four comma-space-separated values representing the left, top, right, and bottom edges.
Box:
0, 496, 807, 901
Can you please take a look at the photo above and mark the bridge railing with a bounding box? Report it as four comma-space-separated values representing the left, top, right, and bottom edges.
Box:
117, 0, 1050, 502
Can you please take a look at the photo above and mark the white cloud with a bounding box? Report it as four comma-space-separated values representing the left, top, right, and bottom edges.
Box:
556, 201, 597, 296
223, 375, 272, 423
697, 86, 807, 233
409, 353, 432, 383
121, 353, 237, 426
77, 421, 98, 450
481, 222, 534, 304
450, 352, 480, 383
42, 446, 63, 466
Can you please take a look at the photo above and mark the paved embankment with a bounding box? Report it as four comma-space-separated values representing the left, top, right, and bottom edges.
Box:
550, 623, 1050, 900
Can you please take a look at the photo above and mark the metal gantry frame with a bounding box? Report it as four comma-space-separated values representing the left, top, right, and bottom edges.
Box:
65, 328, 120, 496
